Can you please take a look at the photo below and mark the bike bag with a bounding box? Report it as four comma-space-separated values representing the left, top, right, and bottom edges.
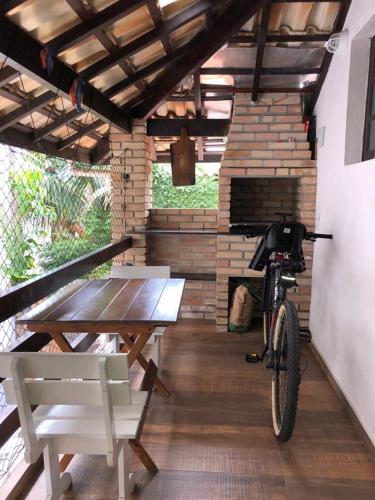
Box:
249, 222, 306, 271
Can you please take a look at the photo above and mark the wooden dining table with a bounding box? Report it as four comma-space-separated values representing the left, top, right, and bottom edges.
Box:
17, 277, 185, 396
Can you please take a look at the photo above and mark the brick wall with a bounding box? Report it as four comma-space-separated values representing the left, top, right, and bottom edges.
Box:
230, 177, 298, 223
110, 120, 152, 265
148, 209, 217, 320
217, 93, 317, 332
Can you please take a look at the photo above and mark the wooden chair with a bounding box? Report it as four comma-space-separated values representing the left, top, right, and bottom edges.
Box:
110, 266, 171, 366
0, 352, 158, 500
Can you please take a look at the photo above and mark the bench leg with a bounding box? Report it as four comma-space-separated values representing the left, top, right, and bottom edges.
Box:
118, 440, 135, 500
43, 441, 72, 500
129, 440, 158, 474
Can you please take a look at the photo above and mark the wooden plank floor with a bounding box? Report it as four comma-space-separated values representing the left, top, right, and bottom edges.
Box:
24, 321, 375, 499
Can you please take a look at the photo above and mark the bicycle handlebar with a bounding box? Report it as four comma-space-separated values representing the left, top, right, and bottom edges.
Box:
305, 232, 333, 241
230, 224, 333, 241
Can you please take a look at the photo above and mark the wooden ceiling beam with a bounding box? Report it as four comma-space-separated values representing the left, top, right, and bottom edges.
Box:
308, 0, 352, 113
201, 84, 313, 93
252, 2, 272, 102
131, 0, 270, 119
0, 86, 101, 140
66, 0, 146, 94
194, 71, 202, 118
33, 109, 84, 141
0, 14, 131, 132
48, 0, 146, 53
146, 0, 172, 54
156, 152, 221, 163
81, 0, 212, 80
229, 33, 331, 44
0, 67, 18, 87
0, 126, 91, 162
90, 134, 111, 165
200, 67, 320, 75
147, 119, 230, 137
57, 119, 103, 151
105, 44, 189, 98
0, 91, 54, 133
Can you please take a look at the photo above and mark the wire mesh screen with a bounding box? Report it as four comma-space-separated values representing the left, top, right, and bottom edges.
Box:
0, 143, 117, 482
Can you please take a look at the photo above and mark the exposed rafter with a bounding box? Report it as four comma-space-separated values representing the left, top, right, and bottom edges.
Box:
57, 119, 103, 151
0, 13, 131, 132
64, 0, 146, 92
0, 66, 18, 87
48, 0, 146, 53
252, 2, 272, 102
0, 91, 54, 133
146, 0, 172, 54
81, 0, 212, 81
33, 109, 84, 142
105, 44, 190, 98
200, 67, 320, 75
131, 0, 270, 119
229, 33, 331, 44
194, 72, 202, 118
147, 119, 230, 137
0, 126, 91, 163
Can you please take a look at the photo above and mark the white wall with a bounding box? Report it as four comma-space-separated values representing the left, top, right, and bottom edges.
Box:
311, 0, 375, 445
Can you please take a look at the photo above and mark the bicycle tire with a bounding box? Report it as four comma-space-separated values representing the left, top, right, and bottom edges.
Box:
271, 300, 300, 442
263, 268, 275, 347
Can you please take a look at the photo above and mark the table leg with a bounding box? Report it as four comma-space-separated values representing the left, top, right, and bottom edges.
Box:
119, 333, 170, 396
48, 331, 74, 352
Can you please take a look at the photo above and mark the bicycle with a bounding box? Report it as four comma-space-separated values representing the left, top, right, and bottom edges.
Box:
231, 214, 332, 442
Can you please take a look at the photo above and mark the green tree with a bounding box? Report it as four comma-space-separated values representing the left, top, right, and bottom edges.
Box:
152, 163, 218, 208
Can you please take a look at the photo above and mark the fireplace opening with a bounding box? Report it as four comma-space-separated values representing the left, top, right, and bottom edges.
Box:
230, 177, 299, 232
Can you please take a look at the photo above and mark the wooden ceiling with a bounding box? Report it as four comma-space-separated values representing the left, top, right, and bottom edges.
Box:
0, 0, 351, 163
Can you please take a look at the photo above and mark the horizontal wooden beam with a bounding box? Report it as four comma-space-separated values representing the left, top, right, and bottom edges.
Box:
1, 126, 92, 162
0, 66, 18, 87
33, 109, 84, 141
229, 33, 331, 44
105, 44, 189, 98
48, 0, 146, 53
200, 84, 313, 93
0, 90, 54, 133
0, 14, 131, 132
81, 0, 212, 80
0, 237, 132, 324
57, 119, 103, 150
147, 118, 230, 136
156, 153, 222, 163
200, 67, 320, 75
131, 0, 270, 118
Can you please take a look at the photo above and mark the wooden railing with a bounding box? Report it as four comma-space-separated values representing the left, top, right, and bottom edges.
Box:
0, 236, 132, 449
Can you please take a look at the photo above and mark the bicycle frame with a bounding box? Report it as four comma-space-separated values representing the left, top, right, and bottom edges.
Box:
262, 254, 298, 367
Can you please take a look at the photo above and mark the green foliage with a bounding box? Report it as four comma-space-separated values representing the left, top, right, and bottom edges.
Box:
0, 216, 40, 285
2, 153, 113, 285
152, 163, 218, 208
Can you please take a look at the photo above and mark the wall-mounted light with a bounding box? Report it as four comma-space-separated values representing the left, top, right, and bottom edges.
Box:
325, 30, 349, 55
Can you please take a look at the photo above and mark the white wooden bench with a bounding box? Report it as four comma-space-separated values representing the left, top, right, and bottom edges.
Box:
110, 266, 171, 366
0, 352, 158, 500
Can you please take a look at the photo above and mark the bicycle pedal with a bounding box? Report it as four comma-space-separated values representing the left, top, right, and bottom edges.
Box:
245, 353, 261, 364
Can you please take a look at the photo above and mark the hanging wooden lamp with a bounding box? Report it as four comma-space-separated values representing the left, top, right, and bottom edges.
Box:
170, 128, 195, 186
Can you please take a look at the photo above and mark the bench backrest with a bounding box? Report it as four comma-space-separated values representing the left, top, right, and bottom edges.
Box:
110, 265, 170, 279
0, 352, 130, 465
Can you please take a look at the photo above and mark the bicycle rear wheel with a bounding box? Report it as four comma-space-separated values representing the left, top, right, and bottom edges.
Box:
271, 300, 300, 442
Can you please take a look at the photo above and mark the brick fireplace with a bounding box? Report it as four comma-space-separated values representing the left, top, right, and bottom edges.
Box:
109, 95, 317, 332
216, 93, 317, 332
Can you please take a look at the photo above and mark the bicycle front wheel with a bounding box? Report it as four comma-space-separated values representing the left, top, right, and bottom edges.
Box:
271, 300, 300, 442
